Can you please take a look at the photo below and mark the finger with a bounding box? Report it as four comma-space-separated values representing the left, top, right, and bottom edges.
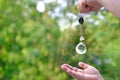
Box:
82, 0, 92, 12
73, 67, 78, 72
77, 69, 84, 73
78, 62, 91, 69
61, 64, 71, 72
61, 64, 79, 78
63, 64, 84, 73
66, 70, 76, 78
78, 0, 92, 13
61, 64, 76, 72
64, 64, 74, 70
67, 70, 85, 79
65, 65, 84, 73
78, 0, 84, 13
72, 67, 84, 73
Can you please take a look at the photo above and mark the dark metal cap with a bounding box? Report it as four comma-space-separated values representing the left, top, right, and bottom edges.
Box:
78, 17, 84, 25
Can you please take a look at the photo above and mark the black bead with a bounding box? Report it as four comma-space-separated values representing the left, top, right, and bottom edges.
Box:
78, 17, 84, 24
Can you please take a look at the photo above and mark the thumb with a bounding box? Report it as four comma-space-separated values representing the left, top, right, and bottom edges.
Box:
78, 62, 91, 69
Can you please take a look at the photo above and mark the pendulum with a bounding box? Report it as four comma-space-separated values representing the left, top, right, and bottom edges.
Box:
75, 15, 87, 54
75, 16, 87, 54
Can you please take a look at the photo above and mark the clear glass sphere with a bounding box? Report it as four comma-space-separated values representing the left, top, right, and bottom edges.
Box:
75, 42, 87, 54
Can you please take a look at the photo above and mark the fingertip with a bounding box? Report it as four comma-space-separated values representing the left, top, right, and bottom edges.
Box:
61, 65, 64, 69
61, 64, 67, 69
78, 62, 89, 69
78, 62, 83, 68
66, 69, 75, 75
78, 62, 84, 65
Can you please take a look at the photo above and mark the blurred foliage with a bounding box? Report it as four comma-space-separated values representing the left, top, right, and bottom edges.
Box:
0, 0, 120, 80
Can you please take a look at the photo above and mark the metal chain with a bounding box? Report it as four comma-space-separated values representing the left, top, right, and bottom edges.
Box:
78, 16, 84, 41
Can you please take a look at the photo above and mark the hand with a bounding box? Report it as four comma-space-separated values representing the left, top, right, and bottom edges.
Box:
78, 0, 103, 13
61, 62, 104, 80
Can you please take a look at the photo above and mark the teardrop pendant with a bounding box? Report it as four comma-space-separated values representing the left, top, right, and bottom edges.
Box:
75, 42, 87, 54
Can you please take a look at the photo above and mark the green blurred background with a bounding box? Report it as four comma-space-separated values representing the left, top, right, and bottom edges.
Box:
0, 0, 120, 80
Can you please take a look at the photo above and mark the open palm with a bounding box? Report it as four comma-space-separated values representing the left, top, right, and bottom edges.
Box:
61, 62, 103, 80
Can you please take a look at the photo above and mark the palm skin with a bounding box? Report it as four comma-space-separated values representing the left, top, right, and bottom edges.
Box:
61, 62, 103, 80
